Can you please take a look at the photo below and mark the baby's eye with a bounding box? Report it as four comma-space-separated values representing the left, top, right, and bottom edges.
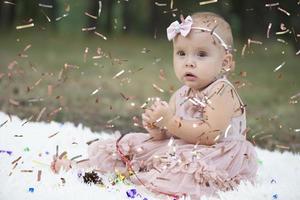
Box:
197, 51, 207, 57
177, 50, 185, 56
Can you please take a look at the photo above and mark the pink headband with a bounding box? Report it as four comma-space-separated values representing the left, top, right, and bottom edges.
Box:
166, 15, 230, 51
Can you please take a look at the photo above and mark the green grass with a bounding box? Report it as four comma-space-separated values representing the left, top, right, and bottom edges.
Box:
1, 31, 300, 152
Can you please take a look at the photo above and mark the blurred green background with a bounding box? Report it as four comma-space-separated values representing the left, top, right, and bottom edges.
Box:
0, 0, 299, 152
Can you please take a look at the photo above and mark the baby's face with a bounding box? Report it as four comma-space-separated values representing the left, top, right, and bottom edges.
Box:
173, 30, 227, 90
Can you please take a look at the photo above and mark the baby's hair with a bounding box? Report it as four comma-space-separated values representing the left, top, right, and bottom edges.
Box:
191, 12, 234, 52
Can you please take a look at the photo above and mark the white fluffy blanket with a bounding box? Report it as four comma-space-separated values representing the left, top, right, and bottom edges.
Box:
0, 112, 299, 200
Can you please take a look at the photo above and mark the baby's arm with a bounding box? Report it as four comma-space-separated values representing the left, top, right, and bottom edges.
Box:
165, 82, 235, 145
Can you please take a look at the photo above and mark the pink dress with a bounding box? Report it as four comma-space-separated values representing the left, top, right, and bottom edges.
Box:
87, 76, 258, 200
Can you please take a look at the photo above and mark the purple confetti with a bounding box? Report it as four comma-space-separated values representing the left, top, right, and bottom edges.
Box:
126, 189, 137, 198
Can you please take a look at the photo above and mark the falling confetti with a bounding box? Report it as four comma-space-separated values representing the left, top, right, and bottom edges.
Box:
199, 0, 218, 6
16, 23, 34, 30
273, 62, 286, 72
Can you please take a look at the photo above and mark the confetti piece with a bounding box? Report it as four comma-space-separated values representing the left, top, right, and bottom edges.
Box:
56, 13, 68, 21
296, 50, 300, 55
94, 31, 107, 40
241, 44, 247, 57
272, 194, 278, 199
276, 29, 289, 35
275, 144, 290, 150
126, 189, 137, 198
86, 138, 100, 145
84, 12, 97, 19
76, 159, 90, 164
107, 115, 120, 124
170, 0, 174, 9
22, 115, 33, 126
155, 2, 167, 6
41, 9, 51, 22
199, 0, 218, 6
70, 155, 82, 160
37, 170, 42, 182
270, 179, 277, 184
16, 23, 34, 30
277, 7, 290, 16
12, 156, 22, 165
277, 38, 288, 44
91, 88, 101, 95
273, 62, 285, 72
24, 147, 30, 152
265, 2, 279, 7
247, 39, 263, 46
0, 120, 8, 128
98, 1, 102, 17
294, 129, 300, 132
267, 23, 272, 38
82, 27, 96, 31
56, 145, 59, 157
59, 151, 67, 159
38, 3, 53, 8
36, 107, 47, 121
28, 187, 34, 193
152, 84, 164, 93
21, 170, 33, 173
112, 70, 125, 79
4, 1, 16, 5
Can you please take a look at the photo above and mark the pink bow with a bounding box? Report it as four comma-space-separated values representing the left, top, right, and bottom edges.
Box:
166, 16, 193, 41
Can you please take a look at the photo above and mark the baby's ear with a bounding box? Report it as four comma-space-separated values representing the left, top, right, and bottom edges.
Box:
222, 53, 234, 72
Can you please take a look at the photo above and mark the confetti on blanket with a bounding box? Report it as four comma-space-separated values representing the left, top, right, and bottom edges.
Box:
0, 112, 299, 200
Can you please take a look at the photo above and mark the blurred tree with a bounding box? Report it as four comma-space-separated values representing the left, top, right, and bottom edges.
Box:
0, 0, 17, 31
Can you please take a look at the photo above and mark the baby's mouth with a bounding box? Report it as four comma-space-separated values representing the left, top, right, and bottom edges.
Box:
184, 72, 197, 78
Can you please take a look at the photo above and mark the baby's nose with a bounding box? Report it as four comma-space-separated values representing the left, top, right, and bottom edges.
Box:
185, 59, 196, 68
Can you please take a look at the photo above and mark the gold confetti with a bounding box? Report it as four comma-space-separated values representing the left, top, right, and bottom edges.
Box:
277, 38, 288, 44
275, 144, 290, 150
48, 131, 59, 138
155, 2, 167, 6
56, 13, 68, 21
86, 139, 99, 145
273, 61, 285, 72
107, 115, 120, 124
276, 29, 289, 35
11, 156, 22, 165
112, 70, 125, 79
82, 27, 96, 31
170, 0, 174, 9
199, 0, 218, 6
16, 23, 34, 30
94, 31, 107, 40
0, 120, 8, 128
152, 83, 164, 93
38, 3, 53, 8
76, 159, 90, 164
4, 1, 16, 5
267, 23, 272, 38
277, 7, 290, 16
98, 1, 102, 17
241, 44, 247, 57
84, 12, 97, 19
22, 115, 33, 126
37, 170, 42, 182
265, 2, 279, 7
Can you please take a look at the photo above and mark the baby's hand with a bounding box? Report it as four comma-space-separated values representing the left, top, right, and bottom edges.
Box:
144, 100, 173, 129
142, 113, 167, 140
50, 155, 72, 174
